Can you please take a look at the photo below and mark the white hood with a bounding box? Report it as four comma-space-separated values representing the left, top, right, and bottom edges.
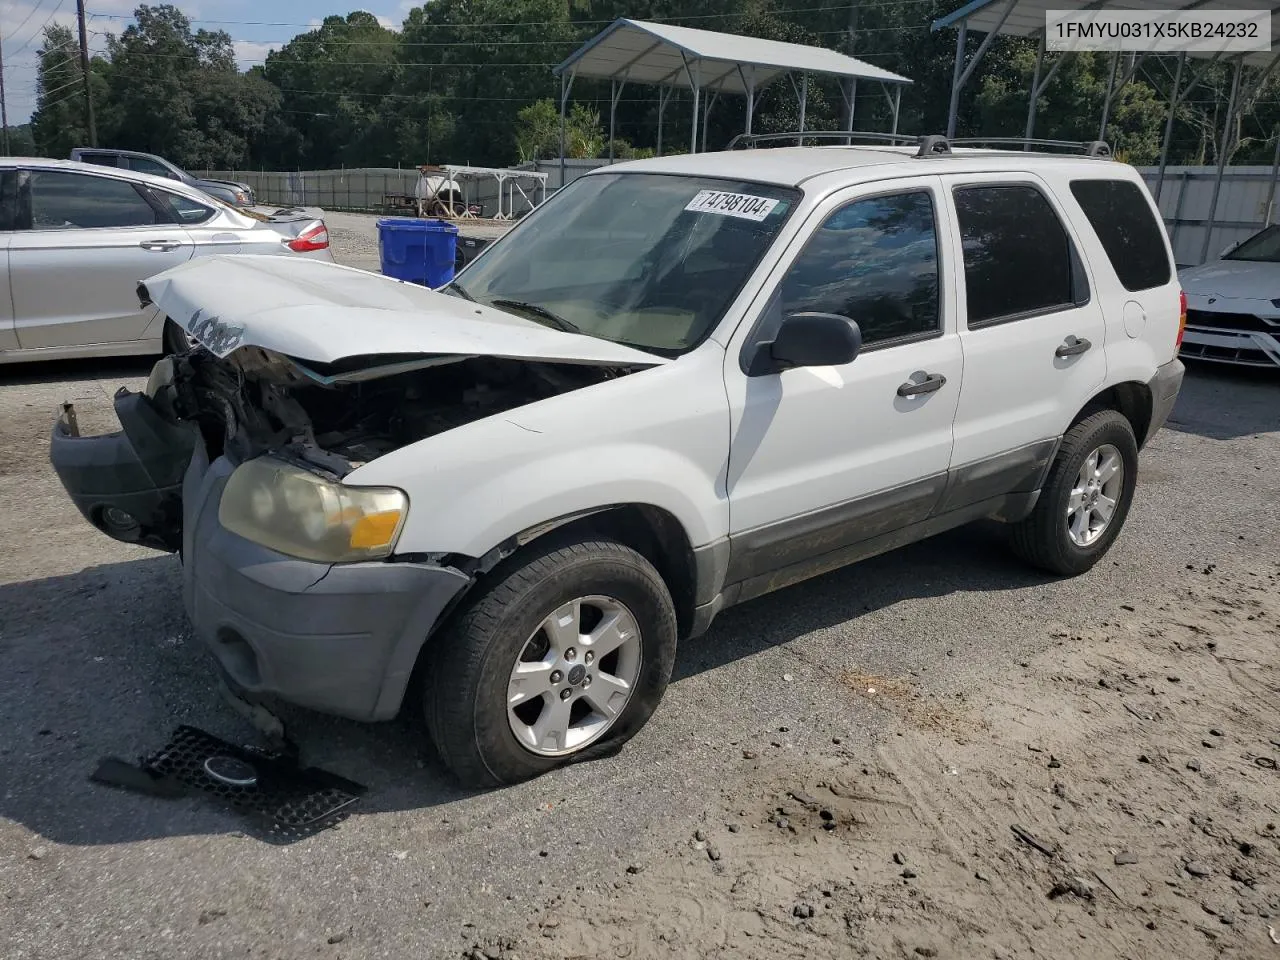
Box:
140, 255, 668, 381
1178, 258, 1280, 307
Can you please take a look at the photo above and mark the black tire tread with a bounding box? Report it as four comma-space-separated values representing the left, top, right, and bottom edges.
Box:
425, 537, 676, 787
1009, 409, 1138, 576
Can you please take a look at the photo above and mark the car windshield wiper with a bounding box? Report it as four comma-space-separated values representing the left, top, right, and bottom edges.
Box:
442, 280, 475, 301
489, 298, 582, 334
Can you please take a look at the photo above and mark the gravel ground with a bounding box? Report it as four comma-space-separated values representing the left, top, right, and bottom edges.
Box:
0, 230, 1276, 959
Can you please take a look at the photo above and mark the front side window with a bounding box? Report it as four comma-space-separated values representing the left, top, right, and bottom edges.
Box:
778, 190, 941, 348
1069, 179, 1171, 291
451, 173, 800, 355
954, 184, 1077, 326
27, 170, 160, 230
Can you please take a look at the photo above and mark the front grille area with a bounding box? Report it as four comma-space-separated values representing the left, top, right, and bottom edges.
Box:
1179, 339, 1280, 367
1185, 309, 1280, 333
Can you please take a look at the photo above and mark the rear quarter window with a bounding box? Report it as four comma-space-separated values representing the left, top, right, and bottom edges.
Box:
1069, 179, 1172, 292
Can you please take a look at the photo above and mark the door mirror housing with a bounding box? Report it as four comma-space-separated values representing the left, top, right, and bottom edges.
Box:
1220, 240, 1242, 258
749, 312, 862, 375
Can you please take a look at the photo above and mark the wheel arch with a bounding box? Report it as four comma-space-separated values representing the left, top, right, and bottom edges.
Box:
1073, 381, 1154, 447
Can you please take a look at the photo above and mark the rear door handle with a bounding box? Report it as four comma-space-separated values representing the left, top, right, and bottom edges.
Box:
1055, 335, 1092, 358
897, 373, 947, 398
139, 240, 182, 252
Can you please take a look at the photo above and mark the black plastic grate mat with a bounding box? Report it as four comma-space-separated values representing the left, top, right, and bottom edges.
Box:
91, 725, 366, 845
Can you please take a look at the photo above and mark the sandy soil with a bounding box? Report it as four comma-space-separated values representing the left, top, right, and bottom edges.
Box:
469, 557, 1280, 960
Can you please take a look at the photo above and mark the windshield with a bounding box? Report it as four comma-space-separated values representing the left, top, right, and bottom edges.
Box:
1224, 224, 1280, 262
451, 172, 800, 355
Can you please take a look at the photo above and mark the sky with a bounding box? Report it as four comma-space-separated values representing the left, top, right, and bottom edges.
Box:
2, 0, 416, 125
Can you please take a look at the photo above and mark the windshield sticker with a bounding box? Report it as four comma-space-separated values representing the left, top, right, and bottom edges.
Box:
685, 190, 780, 221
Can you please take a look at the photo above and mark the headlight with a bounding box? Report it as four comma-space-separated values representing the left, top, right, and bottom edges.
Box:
219, 457, 408, 563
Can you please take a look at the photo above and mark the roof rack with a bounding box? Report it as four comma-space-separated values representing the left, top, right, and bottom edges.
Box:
726, 130, 922, 151
725, 131, 1112, 160
947, 138, 1112, 158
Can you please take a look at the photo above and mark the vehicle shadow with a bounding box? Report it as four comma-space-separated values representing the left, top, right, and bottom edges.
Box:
0, 518, 1039, 849
1166, 360, 1280, 441
0, 355, 156, 387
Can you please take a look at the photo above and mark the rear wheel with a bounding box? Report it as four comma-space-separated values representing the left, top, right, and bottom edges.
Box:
1009, 409, 1139, 575
425, 538, 677, 787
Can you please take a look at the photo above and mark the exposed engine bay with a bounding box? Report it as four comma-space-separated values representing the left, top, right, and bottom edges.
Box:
158, 348, 637, 473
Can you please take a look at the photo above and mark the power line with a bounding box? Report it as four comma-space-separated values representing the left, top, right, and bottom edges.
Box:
8, 0, 70, 59
3, 0, 50, 52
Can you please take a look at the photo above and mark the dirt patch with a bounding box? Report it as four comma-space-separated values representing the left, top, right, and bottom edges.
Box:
481, 559, 1280, 960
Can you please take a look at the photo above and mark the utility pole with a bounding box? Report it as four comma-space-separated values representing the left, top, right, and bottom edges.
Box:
0, 24, 10, 156
76, 0, 96, 146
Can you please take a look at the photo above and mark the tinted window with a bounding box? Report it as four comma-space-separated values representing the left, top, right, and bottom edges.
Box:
1070, 179, 1171, 290
128, 156, 178, 179
158, 190, 214, 224
78, 153, 122, 168
779, 191, 940, 347
954, 184, 1075, 325
28, 170, 159, 229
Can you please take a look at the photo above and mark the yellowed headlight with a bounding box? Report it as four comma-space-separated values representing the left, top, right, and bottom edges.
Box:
219, 457, 408, 563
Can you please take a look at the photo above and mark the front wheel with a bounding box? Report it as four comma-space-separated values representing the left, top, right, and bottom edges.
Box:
425, 538, 678, 787
1009, 409, 1139, 576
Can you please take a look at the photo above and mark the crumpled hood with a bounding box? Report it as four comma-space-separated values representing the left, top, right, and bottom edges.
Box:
1179, 259, 1280, 305
140, 255, 668, 380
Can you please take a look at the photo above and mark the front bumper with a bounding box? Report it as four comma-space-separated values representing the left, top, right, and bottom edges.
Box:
1180, 326, 1280, 368
1146, 357, 1185, 443
181, 445, 471, 721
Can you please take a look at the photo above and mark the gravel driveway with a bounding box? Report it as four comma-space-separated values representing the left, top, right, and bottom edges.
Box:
1, 235, 1276, 959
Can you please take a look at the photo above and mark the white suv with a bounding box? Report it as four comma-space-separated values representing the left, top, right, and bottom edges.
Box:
51, 136, 1186, 787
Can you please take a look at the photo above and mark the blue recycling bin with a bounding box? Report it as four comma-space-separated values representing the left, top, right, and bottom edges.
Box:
376, 217, 459, 288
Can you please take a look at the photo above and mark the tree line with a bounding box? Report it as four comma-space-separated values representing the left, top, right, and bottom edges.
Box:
26, 2, 1280, 173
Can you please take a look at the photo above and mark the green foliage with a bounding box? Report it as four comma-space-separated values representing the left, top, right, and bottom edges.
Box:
26, 0, 1279, 172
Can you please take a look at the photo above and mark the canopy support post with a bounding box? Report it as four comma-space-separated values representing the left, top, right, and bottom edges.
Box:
1024, 33, 1045, 146
1266, 128, 1280, 225
892, 84, 902, 135
1201, 57, 1243, 264
558, 68, 576, 192
842, 78, 858, 144
608, 76, 627, 163
738, 65, 756, 136
790, 71, 808, 145
1154, 52, 1186, 200
680, 52, 701, 154
1099, 48, 1120, 141
946, 0, 1016, 139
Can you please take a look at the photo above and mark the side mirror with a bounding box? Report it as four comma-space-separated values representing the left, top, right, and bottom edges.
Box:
1220, 240, 1241, 258
750, 312, 862, 375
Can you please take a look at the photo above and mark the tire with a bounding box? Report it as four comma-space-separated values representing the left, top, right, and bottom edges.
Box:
425, 537, 678, 788
1010, 409, 1139, 576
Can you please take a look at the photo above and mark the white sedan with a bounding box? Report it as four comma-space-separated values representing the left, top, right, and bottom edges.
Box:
1178, 225, 1280, 368
0, 157, 333, 365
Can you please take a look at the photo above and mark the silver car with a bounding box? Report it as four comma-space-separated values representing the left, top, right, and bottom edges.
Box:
0, 158, 334, 364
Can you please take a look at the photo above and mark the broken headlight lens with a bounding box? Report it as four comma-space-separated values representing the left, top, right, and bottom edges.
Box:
219, 457, 408, 563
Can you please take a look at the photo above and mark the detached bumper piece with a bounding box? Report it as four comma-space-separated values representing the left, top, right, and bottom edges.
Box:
49, 389, 197, 552
90, 725, 366, 845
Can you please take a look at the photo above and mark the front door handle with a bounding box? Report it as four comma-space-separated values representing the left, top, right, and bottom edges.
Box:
897, 372, 947, 398
1055, 335, 1092, 358
139, 240, 182, 252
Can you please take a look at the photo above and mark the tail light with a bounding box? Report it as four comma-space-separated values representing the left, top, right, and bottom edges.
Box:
287, 221, 329, 253
1176, 290, 1187, 347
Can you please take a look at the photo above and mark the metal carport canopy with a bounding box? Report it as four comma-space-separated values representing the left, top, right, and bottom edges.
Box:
553, 18, 912, 94
551, 18, 913, 166
931, 0, 1280, 66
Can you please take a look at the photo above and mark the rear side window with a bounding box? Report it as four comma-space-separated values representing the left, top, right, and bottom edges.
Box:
156, 189, 215, 224
27, 170, 160, 229
1070, 179, 1171, 291
78, 153, 122, 168
127, 156, 180, 179
953, 184, 1077, 326
780, 190, 941, 348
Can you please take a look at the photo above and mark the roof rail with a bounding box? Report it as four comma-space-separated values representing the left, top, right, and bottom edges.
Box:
726, 130, 921, 151
946, 137, 1113, 158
